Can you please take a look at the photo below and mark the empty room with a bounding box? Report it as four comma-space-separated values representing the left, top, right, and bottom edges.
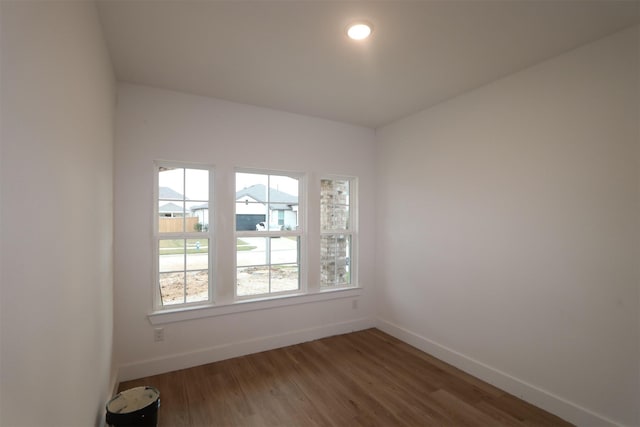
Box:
1, 1, 639, 426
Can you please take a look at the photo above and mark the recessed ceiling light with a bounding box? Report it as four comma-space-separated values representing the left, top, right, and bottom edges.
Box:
346, 22, 373, 40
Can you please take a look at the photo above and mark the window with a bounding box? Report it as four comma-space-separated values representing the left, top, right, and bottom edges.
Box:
155, 164, 212, 309
235, 171, 302, 298
149, 164, 361, 322
320, 178, 355, 288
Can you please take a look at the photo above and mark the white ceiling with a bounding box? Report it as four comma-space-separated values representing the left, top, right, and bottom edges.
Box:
97, 0, 639, 128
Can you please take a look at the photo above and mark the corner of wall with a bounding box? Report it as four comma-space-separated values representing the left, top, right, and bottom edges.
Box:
376, 318, 619, 427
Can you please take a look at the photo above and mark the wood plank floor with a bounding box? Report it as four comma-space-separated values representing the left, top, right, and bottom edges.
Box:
119, 329, 573, 426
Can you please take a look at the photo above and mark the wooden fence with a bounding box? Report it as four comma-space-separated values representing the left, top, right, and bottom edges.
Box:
159, 217, 200, 233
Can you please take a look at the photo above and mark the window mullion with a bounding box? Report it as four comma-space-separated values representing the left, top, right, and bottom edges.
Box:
182, 168, 187, 233
266, 237, 272, 293
183, 239, 187, 304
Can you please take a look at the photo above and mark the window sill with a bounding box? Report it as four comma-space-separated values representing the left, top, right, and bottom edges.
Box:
148, 287, 363, 325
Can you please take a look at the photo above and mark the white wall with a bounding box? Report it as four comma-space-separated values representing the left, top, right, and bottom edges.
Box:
114, 84, 376, 379
0, 2, 116, 426
375, 26, 639, 426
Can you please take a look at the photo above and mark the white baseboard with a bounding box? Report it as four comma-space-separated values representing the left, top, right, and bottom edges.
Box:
118, 317, 376, 382
376, 318, 619, 427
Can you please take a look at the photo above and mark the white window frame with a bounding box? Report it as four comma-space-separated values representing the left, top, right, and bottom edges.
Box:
153, 161, 215, 311
320, 176, 357, 290
234, 169, 305, 300
147, 166, 363, 326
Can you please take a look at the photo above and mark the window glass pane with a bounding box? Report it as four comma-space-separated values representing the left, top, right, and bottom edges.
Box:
338, 180, 350, 203
186, 239, 208, 270
271, 236, 298, 265
158, 201, 184, 233
322, 205, 349, 231
158, 168, 209, 234
159, 272, 185, 305
236, 203, 268, 231
236, 173, 268, 231
159, 239, 184, 272
236, 173, 268, 193
184, 168, 208, 200
269, 175, 298, 231
159, 167, 184, 200
237, 266, 269, 296
186, 271, 208, 303
271, 264, 299, 293
186, 202, 208, 232
320, 235, 351, 287
236, 237, 266, 267
321, 179, 350, 231
270, 175, 298, 196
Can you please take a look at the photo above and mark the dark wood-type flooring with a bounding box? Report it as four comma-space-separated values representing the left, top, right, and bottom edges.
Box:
119, 328, 572, 426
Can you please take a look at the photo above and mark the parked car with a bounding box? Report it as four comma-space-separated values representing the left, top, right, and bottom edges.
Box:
256, 222, 283, 231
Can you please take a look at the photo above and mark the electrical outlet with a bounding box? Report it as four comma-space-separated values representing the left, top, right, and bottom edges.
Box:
352, 299, 358, 310
154, 327, 164, 342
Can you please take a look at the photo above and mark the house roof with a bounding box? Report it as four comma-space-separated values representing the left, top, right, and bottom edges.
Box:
188, 185, 298, 211
236, 184, 297, 210
159, 186, 185, 200
159, 202, 183, 214
191, 203, 208, 211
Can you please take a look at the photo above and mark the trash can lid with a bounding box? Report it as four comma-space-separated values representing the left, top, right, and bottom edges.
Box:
106, 386, 160, 415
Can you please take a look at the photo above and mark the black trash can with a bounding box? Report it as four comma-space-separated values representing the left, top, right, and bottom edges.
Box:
106, 386, 160, 427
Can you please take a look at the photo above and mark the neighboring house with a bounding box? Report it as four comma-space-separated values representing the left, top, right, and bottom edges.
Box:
158, 201, 184, 218
191, 184, 298, 231
159, 186, 185, 200
236, 184, 298, 231
158, 186, 205, 232
158, 187, 187, 217
190, 202, 209, 228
